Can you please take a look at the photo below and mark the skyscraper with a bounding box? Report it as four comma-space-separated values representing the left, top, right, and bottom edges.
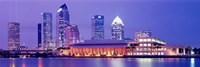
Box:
8, 22, 20, 50
41, 12, 53, 49
91, 15, 104, 40
56, 4, 70, 47
66, 24, 80, 45
37, 23, 42, 48
111, 16, 124, 40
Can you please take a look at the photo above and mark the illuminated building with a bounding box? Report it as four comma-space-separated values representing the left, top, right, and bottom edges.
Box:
41, 12, 54, 49
8, 22, 20, 50
68, 40, 127, 57
111, 16, 124, 40
56, 4, 70, 48
59, 31, 191, 57
37, 23, 42, 47
91, 15, 104, 40
66, 24, 80, 45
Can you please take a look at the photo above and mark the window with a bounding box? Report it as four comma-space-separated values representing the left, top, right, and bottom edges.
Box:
148, 44, 151, 46
140, 44, 143, 46
143, 39, 147, 42
161, 52, 164, 55
147, 39, 151, 42
144, 43, 147, 46
139, 39, 143, 42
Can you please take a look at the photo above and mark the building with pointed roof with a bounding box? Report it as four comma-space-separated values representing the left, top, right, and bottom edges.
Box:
111, 16, 124, 40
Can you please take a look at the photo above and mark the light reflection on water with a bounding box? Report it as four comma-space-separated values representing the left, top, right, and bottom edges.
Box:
0, 58, 199, 67
191, 58, 195, 67
137, 58, 153, 67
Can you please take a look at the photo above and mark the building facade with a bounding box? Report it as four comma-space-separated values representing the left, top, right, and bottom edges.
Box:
91, 15, 104, 40
8, 22, 20, 50
37, 23, 42, 48
56, 4, 70, 48
42, 12, 53, 49
58, 31, 191, 57
66, 24, 80, 45
111, 16, 124, 40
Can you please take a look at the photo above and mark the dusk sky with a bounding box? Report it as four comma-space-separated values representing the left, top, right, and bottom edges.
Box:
0, 0, 200, 49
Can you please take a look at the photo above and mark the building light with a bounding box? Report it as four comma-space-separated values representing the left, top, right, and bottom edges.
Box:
98, 16, 101, 18
144, 43, 147, 46
143, 39, 147, 42
136, 48, 139, 51
139, 39, 143, 42
147, 39, 151, 42
147, 44, 151, 46
140, 44, 143, 46
161, 52, 164, 55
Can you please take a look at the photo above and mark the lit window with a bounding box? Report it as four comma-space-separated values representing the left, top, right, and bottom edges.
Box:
148, 44, 151, 46
152, 53, 154, 55
148, 53, 151, 55
161, 52, 164, 55
136, 53, 139, 55
136, 48, 139, 51
147, 39, 151, 42
158, 52, 160, 55
140, 53, 143, 55
144, 43, 147, 46
139, 39, 143, 42
143, 39, 147, 42
144, 52, 147, 55
140, 44, 143, 46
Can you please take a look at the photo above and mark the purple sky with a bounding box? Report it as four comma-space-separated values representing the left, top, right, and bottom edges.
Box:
0, 0, 200, 49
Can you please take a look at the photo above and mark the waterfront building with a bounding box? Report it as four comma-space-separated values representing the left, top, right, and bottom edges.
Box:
56, 4, 70, 48
68, 40, 127, 57
8, 22, 20, 50
37, 23, 42, 48
91, 15, 104, 40
66, 24, 80, 45
59, 31, 191, 57
41, 12, 53, 49
111, 16, 124, 40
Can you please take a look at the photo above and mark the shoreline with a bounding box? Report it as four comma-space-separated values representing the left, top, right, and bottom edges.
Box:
1, 55, 200, 58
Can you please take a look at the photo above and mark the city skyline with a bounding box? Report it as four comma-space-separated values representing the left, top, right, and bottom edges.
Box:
0, 0, 200, 49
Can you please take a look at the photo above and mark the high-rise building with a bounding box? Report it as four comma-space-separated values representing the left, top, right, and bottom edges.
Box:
66, 24, 80, 45
8, 22, 20, 50
91, 15, 104, 40
56, 4, 70, 47
37, 23, 42, 47
41, 12, 53, 49
111, 16, 124, 40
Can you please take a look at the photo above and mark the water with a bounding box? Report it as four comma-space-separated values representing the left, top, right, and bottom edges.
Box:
0, 58, 199, 67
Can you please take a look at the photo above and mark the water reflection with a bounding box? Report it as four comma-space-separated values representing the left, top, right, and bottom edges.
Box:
110, 58, 125, 67
190, 58, 195, 67
22, 59, 26, 67
38, 58, 43, 67
1, 58, 199, 67
9, 58, 15, 67
136, 58, 153, 67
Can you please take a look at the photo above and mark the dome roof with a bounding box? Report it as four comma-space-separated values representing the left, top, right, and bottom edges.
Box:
111, 16, 124, 26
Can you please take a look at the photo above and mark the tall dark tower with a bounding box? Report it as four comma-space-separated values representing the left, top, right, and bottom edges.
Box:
38, 23, 42, 47
56, 4, 70, 47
